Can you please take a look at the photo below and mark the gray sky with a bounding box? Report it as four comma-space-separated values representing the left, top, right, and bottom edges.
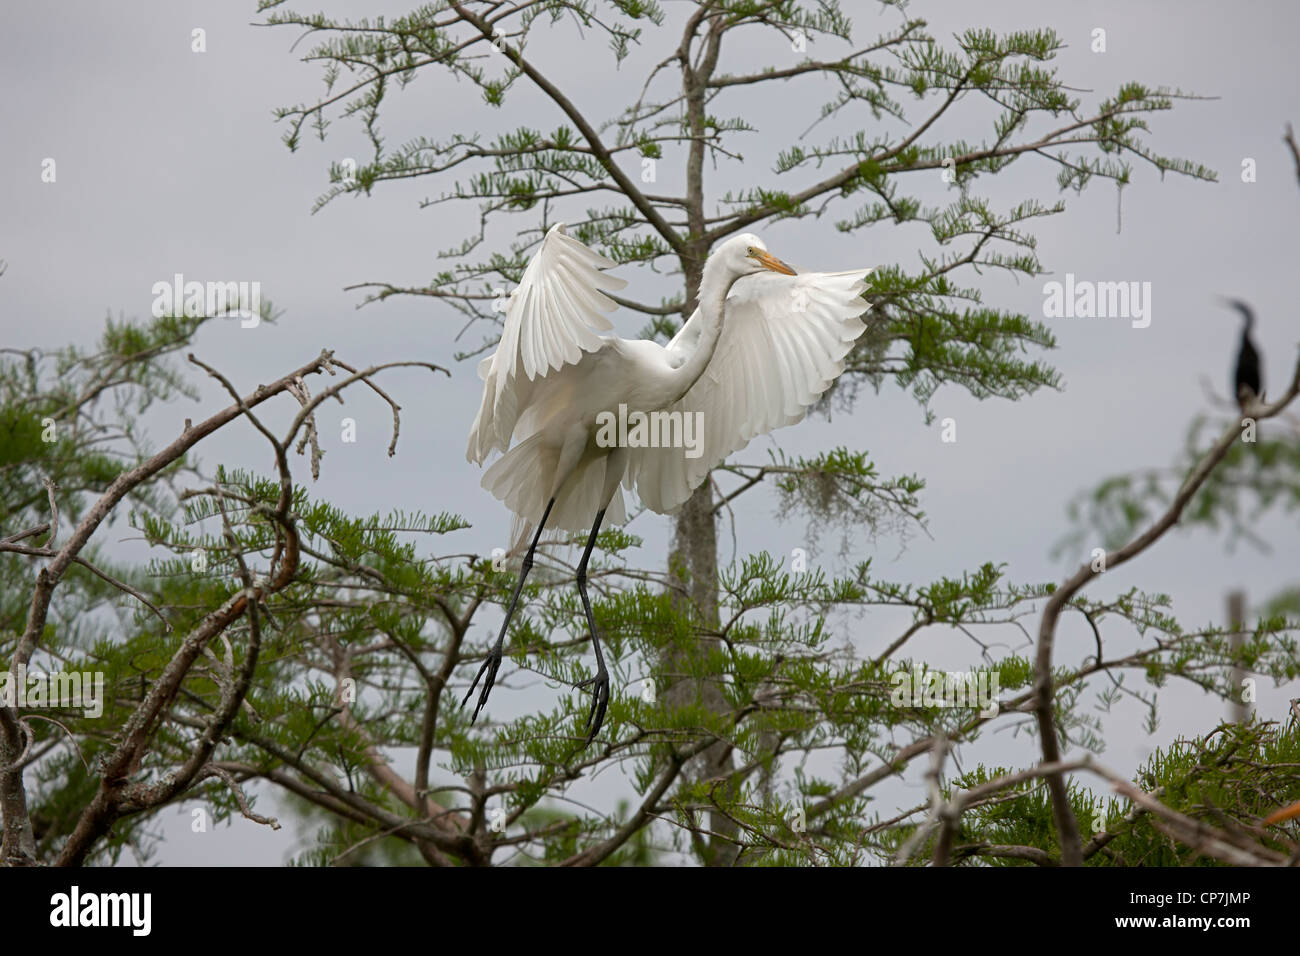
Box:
2, 0, 1298, 864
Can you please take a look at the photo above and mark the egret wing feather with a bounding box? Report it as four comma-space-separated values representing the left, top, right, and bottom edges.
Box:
627, 269, 871, 513
664, 306, 704, 368
467, 223, 627, 463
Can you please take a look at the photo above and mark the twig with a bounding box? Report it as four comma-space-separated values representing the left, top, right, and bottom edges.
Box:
1285, 123, 1300, 186
326, 357, 445, 458
892, 735, 945, 865
195, 765, 281, 830
0, 542, 171, 630
41, 478, 58, 548
0, 523, 50, 547
286, 376, 324, 479
13, 715, 91, 774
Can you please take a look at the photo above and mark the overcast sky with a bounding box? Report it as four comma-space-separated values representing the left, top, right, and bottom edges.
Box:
2, 0, 1298, 865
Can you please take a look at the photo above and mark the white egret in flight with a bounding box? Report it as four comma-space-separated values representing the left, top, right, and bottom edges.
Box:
464, 223, 871, 744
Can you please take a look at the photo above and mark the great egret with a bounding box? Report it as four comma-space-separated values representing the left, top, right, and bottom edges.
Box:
1225, 298, 1263, 411
464, 223, 871, 743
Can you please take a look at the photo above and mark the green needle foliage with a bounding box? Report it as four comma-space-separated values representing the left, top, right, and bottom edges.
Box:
1, 313, 1297, 864
260, 0, 1211, 415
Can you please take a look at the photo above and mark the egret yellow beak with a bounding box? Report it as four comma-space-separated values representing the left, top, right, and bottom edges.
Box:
753, 250, 797, 275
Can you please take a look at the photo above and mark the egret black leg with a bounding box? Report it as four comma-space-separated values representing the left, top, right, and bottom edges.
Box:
462, 498, 555, 722
573, 508, 610, 745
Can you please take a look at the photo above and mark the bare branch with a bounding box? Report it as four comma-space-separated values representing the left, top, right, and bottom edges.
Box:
0, 542, 171, 630
40, 477, 58, 548
194, 765, 281, 831
1286, 123, 1300, 185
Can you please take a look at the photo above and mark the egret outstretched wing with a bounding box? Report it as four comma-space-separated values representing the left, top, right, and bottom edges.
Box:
467, 222, 627, 463
628, 268, 871, 513
460, 226, 869, 745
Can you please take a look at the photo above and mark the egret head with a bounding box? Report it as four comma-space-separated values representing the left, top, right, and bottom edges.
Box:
715, 234, 797, 278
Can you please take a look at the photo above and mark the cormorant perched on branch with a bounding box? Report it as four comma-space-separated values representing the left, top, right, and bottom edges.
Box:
1225, 299, 1263, 412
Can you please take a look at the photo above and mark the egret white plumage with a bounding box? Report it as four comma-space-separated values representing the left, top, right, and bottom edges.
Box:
464, 223, 872, 744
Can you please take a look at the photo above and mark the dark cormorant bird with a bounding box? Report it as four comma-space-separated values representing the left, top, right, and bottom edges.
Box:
1225, 299, 1263, 412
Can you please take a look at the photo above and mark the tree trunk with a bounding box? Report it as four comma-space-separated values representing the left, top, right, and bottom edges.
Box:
663, 15, 738, 866
665, 386, 739, 864
0, 718, 37, 865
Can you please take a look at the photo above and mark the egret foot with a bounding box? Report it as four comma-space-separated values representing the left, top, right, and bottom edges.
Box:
462, 640, 504, 723
575, 665, 610, 745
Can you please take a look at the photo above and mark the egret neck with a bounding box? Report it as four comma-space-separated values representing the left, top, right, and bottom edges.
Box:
662, 254, 743, 405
